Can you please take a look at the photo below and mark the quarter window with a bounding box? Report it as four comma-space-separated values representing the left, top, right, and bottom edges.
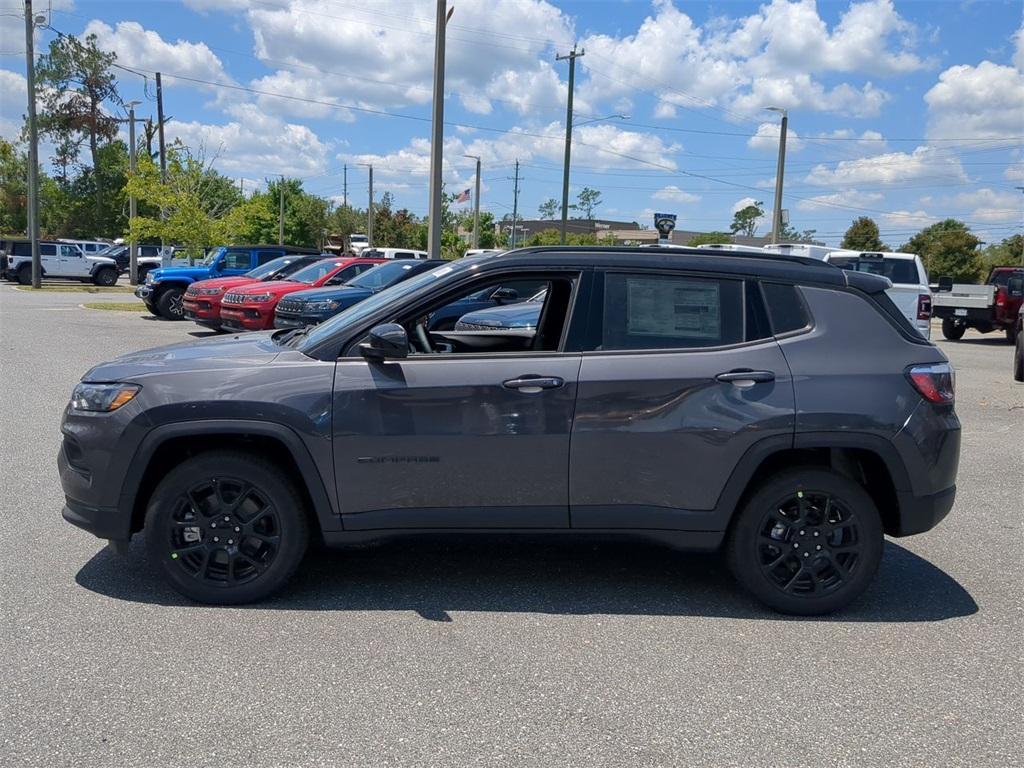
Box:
256, 250, 283, 265
600, 273, 745, 350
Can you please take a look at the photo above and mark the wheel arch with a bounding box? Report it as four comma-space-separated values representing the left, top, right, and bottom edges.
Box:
120, 420, 339, 540
715, 433, 910, 537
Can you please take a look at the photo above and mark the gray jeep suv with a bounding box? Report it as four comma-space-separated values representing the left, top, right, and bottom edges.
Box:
58, 247, 960, 614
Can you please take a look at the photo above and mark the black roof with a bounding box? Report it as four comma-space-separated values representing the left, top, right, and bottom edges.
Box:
228, 244, 322, 253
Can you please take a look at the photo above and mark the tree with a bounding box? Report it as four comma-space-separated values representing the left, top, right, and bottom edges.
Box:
902, 219, 983, 282
979, 234, 1023, 272
0, 139, 28, 234
842, 217, 885, 251
687, 231, 732, 246
730, 201, 764, 237
128, 144, 242, 258
776, 223, 818, 242
537, 198, 559, 219
223, 177, 326, 248
35, 33, 122, 223
573, 187, 602, 219
526, 228, 598, 246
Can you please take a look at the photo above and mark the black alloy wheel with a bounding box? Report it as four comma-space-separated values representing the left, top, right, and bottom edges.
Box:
156, 286, 185, 320
726, 468, 883, 615
167, 478, 281, 586
145, 451, 309, 603
756, 490, 861, 597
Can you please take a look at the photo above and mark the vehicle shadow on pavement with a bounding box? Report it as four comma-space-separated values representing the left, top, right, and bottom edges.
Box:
75, 536, 978, 623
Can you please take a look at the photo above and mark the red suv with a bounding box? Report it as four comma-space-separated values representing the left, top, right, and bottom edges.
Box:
219, 257, 385, 331
182, 254, 323, 331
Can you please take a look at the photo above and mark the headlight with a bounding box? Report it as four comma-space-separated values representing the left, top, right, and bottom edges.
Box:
305, 300, 340, 311
197, 287, 223, 295
70, 383, 141, 412
144, 274, 156, 285
245, 293, 274, 302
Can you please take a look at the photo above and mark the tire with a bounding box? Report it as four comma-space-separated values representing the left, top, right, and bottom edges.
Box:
93, 266, 117, 286
941, 318, 965, 341
144, 302, 161, 317
137, 267, 151, 284
155, 286, 185, 320
16, 265, 31, 285
1014, 333, 1024, 382
726, 468, 884, 615
144, 451, 310, 604
1005, 326, 1018, 345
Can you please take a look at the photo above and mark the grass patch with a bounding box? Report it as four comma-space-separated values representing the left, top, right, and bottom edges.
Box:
16, 284, 134, 293
82, 302, 146, 312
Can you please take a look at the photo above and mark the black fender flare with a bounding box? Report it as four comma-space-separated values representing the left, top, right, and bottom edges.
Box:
117, 419, 340, 533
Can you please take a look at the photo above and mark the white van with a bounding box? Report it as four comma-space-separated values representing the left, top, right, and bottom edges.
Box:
361, 248, 429, 260
762, 243, 833, 261
59, 238, 112, 255
349, 234, 370, 253
824, 250, 932, 339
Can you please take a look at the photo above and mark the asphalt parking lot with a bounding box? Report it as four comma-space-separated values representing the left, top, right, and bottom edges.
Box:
1, 284, 1022, 768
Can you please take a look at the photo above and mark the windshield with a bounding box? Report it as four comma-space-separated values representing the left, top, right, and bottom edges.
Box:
247, 255, 300, 280
298, 261, 465, 352
346, 261, 419, 290
196, 247, 223, 267
287, 259, 343, 284
829, 257, 919, 285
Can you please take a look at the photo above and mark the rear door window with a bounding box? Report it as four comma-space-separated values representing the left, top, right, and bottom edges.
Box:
256, 250, 283, 265
599, 273, 745, 350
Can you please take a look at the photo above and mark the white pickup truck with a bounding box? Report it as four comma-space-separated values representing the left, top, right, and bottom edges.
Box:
824, 250, 932, 339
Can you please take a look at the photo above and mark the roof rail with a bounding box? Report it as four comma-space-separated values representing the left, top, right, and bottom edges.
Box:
504, 244, 836, 269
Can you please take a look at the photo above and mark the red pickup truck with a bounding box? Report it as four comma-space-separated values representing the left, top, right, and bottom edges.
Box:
932, 266, 1024, 342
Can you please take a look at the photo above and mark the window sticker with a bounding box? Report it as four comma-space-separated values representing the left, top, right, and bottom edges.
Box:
626, 277, 721, 339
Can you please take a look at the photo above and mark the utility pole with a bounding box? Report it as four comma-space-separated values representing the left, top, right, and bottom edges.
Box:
278, 176, 285, 245
343, 163, 348, 208
24, 0, 41, 288
427, 0, 451, 259
463, 154, 481, 248
1016, 187, 1024, 266
358, 163, 374, 247
767, 106, 788, 244
510, 159, 521, 249
125, 101, 141, 285
556, 45, 584, 245
155, 72, 167, 183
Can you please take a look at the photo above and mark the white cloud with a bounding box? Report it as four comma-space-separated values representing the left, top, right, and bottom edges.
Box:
652, 186, 701, 203
731, 74, 889, 118
168, 104, 329, 177
84, 21, 233, 88
796, 189, 884, 212
732, 196, 763, 214
880, 210, 938, 228
1013, 25, 1024, 71
805, 146, 968, 186
952, 188, 1024, 223
0, 69, 27, 139
747, 121, 803, 152
242, 0, 573, 118
925, 60, 1024, 140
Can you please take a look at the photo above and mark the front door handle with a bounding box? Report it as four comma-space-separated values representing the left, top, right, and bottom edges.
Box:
502, 376, 565, 392
716, 369, 775, 386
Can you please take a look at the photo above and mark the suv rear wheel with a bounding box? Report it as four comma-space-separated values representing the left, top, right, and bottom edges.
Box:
155, 286, 185, 320
726, 468, 883, 615
144, 451, 309, 604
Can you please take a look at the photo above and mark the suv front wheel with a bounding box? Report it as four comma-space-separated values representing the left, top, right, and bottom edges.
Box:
726, 468, 883, 615
144, 451, 310, 604
155, 286, 185, 320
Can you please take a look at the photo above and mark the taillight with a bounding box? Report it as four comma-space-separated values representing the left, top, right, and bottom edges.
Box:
907, 362, 955, 405
995, 288, 1005, 307
917, 293, 931, 320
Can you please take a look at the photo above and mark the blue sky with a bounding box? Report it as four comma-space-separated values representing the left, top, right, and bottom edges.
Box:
1, 0, 1022, 245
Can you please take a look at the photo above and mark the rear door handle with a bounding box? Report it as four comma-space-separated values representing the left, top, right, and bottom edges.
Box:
502, 376, 565, 392
716, 370, 775, 385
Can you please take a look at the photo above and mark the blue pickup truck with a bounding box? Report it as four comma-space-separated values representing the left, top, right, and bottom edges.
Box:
135, 244, 322, 319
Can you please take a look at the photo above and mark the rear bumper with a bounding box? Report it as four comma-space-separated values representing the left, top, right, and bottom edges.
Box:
892, 485, 956, 536
933, 306, 995, 324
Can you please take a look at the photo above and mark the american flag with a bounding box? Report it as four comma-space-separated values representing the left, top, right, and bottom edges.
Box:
455, 188, 471, 204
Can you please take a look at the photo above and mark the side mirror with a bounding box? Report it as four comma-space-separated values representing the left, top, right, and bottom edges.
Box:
937, 276, 953, 292
1009, 277, 1024, 298
491, 287, 519, 303
360, 323, 409, 361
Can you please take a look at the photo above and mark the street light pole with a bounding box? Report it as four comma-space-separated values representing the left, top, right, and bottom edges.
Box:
358, 163, 374, 248
463, 154, 481, 249
556, 45, 584, 245
23, 0, 41, 288
510, 159, 520, 249
125, 100, 141, 285
278, 175, 285, 245
426, 0, 451, 259
766, 106, 788, 245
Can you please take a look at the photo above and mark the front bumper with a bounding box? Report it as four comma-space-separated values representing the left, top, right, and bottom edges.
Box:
135, 285, 153, 301
220, 308, 270, 331
274, 312, 326, 329
62, 498, 131, 541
